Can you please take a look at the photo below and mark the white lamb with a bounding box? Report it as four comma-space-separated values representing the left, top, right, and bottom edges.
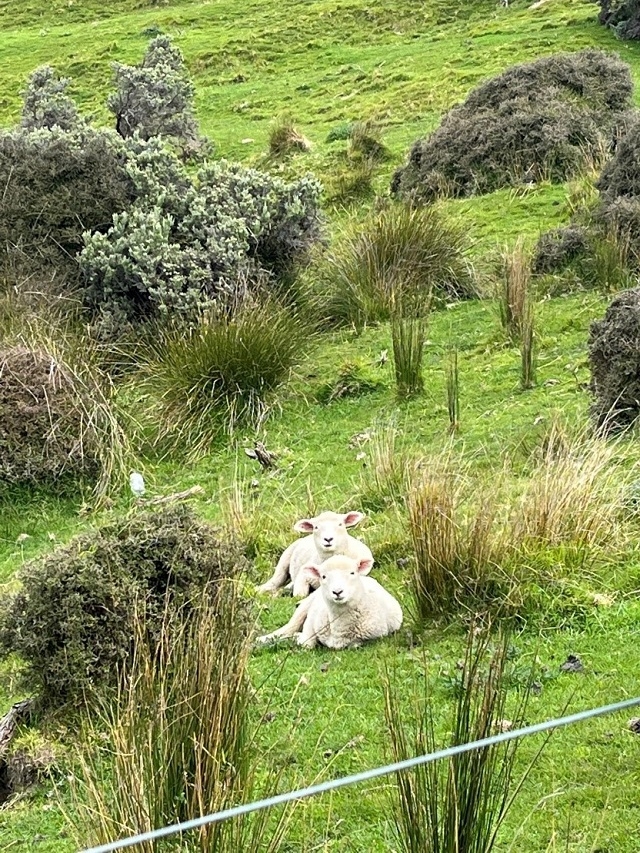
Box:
257, 555, 403, 649
257, 510, 373, 598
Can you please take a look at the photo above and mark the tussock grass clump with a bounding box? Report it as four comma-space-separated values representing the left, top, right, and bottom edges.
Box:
392, 315, 427, 400
445, 348, 460, 434
325, 204, 475, 331
348, 119, 390, 163
70, 588, 291, 852
599, 0, 640, 40
0, 505, 247, 707
0, 329, 132, 501
317, 359, 383, 403
519, 299, 536, 391
142, 297, 314, 456
407, 459, 505, 620
385, 627, 545, 853
358, 421, 411, 512
393, 49, 632, 201
512, 427, 624, 549
268, 113, 311, 157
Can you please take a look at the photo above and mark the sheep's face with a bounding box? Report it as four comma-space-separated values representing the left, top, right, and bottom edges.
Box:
294, 510, 365, 556
309, 555, 373, 606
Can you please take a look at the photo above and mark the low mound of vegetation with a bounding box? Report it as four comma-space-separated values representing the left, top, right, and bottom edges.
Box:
0, 505, 247, 707
392, 49, 634, 202
0, 339, 129, 497
589, 286, 640, 432
534, 117, 640, 283
599, 0, 640, 40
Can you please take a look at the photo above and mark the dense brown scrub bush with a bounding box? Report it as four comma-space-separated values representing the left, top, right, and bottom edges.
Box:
589, 286, 640, 431
0, 330, 132, 499
0, 505, 248, 707
0, 345, 98, 486
599, 0, 640, 40
392, 50, 633, 201
0, 127, 135, 281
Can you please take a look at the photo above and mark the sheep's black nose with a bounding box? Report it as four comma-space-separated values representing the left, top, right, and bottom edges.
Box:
333, 589, 343, 599
324, 537, 333, 545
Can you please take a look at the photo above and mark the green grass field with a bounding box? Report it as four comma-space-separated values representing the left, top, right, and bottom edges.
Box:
2, 0, 640, 851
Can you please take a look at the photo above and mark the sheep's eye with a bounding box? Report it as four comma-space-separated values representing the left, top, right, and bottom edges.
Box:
314, 525, 318, 530
350, 571, 355, 575
321, 574, 326, 580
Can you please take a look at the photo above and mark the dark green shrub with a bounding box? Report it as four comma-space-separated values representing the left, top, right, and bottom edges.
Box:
0, 505, 247, 707
598, 118, 640, 202
393, 50, 633, 201
108, 35, 201, 149
141, 296, 315, 456
589, 286, 640, 431
80, 154, 323, 335
599, 0, 640, 40
0, 126, 135, 278
325, 204, 475, 331
532, 225, 590, 275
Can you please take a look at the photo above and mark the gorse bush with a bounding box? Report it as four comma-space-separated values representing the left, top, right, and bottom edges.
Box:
599, 0, 640, 40
108, 35, 200, 149
141, 296, 315, 456
0, 125, 135, 278
0, 506, 247, 707
325, 204, 475, 331
81, 152, 323, 335
20, 65, 84, 132
392, 50, 633, 201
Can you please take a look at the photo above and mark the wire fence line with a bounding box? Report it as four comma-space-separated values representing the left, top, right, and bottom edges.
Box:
80, 695, 640, 853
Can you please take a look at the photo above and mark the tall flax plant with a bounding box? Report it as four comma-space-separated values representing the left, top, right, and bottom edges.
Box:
407, 461, 505, 620
70, 585, 292, 852
385, 627, 547, 853
500, 238, 530, 340
325, 204, 475, 331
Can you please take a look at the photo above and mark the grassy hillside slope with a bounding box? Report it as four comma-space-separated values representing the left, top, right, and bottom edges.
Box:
1, 1, 640, 852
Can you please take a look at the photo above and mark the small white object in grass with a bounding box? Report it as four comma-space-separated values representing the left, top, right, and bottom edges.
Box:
129, 471, 145, 497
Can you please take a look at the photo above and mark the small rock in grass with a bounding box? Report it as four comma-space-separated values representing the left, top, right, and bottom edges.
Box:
560, 654, 584, 673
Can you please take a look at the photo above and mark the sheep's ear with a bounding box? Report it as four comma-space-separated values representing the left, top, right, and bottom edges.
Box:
343, 511, 365, 528
357, 557, 374, 574
306, 565, 321, 579
294, 518, 315, 533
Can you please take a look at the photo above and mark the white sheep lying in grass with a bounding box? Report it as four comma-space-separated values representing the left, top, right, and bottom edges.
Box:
257, 510, 373, 598
257, 555, 402, 649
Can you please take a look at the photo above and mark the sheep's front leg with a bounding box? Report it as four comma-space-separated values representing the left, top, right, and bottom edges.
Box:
256, 596, 312, 644
257, 542, 296, 595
